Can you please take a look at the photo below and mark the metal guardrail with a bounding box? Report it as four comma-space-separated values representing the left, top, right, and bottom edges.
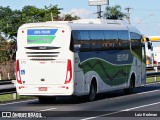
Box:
0, 80, 16, 95
146, 72, 160, 77
0, 88, 16, 95
0, 80, 13, 85
146, 65, 160, 77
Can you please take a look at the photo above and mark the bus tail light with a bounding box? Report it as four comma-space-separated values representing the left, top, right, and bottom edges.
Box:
65, 59, 72, 84
16, 60, 22, 84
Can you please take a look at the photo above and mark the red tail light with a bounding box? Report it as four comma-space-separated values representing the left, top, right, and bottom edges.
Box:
16, 60, 22, 84
65, 59, 72, 84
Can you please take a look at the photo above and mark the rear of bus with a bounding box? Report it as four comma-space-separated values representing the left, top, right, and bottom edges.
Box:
16, 22, 74, 98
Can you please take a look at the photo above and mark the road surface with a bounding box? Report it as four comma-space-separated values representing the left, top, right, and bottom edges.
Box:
0, 83, 160, 120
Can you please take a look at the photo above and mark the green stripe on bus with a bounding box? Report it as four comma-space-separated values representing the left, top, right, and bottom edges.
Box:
79, 59, 131, 86
27, 36, 55, 44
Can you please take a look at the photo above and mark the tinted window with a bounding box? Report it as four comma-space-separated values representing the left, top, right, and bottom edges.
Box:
90, 30, 104, 40
79, 31, 90, 41
104, 30, 118, 40
118, 31, 129, 40
71, 30, 130, 52
118, 31, 130, 50
72, 31, 80, 41
130, 32, 143, 58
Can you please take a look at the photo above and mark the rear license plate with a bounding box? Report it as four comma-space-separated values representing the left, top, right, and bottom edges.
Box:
39, 87, 48, 91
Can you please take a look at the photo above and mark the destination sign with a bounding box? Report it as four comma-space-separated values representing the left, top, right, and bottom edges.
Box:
27, 29, 58, 35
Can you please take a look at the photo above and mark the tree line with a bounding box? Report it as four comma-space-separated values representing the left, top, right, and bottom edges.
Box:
0, 4, 80, 40
0, 4, 80, 63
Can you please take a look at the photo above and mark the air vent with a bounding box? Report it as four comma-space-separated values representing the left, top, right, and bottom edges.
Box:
26, 52, 59, 61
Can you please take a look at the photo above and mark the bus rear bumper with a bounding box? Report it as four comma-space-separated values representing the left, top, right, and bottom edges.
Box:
16, 84, 74, 96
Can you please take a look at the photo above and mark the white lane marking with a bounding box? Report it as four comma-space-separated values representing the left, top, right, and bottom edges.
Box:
136, 89, 160, 95
39, 108, 57, 111
0, 99, 37, 106
80, 111, 121, 120
106, 89, 160, 102
122, 101, 160, 111
81, 91, 160, 120
81, 101, 160, 120
0, 99, 57, 112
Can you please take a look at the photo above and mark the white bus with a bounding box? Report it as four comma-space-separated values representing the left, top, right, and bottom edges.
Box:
16, 19, 146, 103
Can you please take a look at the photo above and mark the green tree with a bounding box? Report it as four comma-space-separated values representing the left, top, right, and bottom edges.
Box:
0, 5, 79, 39
0, 6, 22, 39
63, 14, 80, 21
43, 4, 63, 21
0, 40, 9, 62
103, 5, 127, 20
0, 6, 14, 39
0, 5, 80, 63
0, 5, 64, 39
21, 5, 41, 23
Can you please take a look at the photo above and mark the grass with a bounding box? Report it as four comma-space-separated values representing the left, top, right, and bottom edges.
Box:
0, 94, 35, 103
146, 77, 160, 83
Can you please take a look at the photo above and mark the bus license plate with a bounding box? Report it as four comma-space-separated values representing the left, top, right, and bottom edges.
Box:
39, 87, 48, 91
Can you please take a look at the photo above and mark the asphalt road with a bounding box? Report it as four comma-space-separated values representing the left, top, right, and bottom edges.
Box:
0, 83, 160, 120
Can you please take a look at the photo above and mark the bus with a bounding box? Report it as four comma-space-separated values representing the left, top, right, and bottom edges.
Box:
16, 19, 146, 103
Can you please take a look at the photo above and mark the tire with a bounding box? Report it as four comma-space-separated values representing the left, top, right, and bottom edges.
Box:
38, 96, 56, 104
87, 83, 97, 101
124, 79, 134, 95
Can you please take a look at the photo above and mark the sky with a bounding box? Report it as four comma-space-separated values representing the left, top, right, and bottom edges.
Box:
0, 0, 160, 36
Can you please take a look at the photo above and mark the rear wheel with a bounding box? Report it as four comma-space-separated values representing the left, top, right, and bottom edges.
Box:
38, 96, 56, 103
124, 75, 135, 95
87, 82, 97, 101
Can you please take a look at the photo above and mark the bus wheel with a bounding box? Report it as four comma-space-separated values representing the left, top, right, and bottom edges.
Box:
38, 96, 56, 104
124, 74, 135, 95
88, 81, 97, 101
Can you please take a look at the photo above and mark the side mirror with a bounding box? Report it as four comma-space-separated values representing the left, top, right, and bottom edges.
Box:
148, 42, 152, 50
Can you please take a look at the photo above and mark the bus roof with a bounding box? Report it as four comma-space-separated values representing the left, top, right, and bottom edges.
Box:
19, 19, 141, 35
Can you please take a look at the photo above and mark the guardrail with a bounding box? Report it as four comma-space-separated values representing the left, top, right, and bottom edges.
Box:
0, 80, 13, 85
146, 65, 160, 82
0, 80, 16, 95
146, 72, 160, 77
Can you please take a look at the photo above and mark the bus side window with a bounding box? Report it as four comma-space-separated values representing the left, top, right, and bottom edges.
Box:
70, 35, 74, 52
71, 30, 81, 52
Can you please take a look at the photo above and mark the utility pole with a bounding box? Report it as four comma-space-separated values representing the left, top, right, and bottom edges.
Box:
125, 7, 132, 24
89, 0, 109, 19
97, 5, 102, 19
